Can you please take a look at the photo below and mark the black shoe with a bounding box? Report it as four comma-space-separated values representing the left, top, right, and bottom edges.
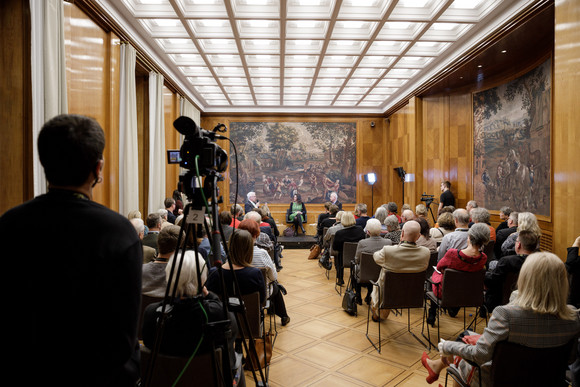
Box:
281, 316, 291, 326
336, 278, 344, 286
278, 283, 287, 295
364, 295, 372, 305
355, 295, 363, 305
426, 313, 436, 327
300, 226, 306, 233
276, 265, 283, 272
293, 231, 298, 237
447, 307, 459, 318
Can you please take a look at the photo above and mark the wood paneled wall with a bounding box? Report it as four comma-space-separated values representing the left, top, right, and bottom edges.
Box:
200, 115, 386, 226
164, 88, 182, 197
64, 2, 121, 210
0, 0, 32, 214
553, 0, 580, 258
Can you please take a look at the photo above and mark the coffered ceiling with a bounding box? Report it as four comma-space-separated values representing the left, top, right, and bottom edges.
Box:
95, 0, 538, 114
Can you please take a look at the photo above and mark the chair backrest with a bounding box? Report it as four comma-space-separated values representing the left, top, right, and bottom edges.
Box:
490, 339, 574, 387
139, 295, 164, 340
342, 241, 358, 268
322, 227, 328, 241
239, 291, 262, 339
330, 235, 337, 257
359, 252, 381, 284
440, 269, 485, 308
501, 271, 519, 305
483, 240, 496, 263
140, 345, 224, 387
381, 270, 427, 309
425, 251, 438, 280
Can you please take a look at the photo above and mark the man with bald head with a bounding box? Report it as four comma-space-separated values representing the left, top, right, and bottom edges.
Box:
437, 208, 471, 261
401, 209, 416, 224
370, 220, 430, 321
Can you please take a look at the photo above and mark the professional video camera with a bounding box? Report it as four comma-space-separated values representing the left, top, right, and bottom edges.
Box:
420, 193, 435, 207
169, 116, 228, 202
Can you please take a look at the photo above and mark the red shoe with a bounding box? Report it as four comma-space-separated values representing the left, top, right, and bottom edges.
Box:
421, 352, 440, 384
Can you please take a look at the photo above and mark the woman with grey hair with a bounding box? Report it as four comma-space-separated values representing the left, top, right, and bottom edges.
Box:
501, 212, 541, 257
471, 207, 496, 242
383, 215, 402, 244
373, 206, 388, 235
426, 223, 490, 326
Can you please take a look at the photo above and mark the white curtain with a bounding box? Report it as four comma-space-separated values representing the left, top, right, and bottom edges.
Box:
119, 43, 139, 217
30, 0, 68, 196
180, 97, 200, 127
148, 72, 166, 215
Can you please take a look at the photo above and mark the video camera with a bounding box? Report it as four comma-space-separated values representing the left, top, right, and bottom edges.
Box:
420, 193, 435, 206
168, 116, 228, 202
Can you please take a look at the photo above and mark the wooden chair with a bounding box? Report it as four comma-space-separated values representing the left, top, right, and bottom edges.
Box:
366, 270, 428, 353
500, 271, 519, 306
445, 339, 576, 387
422, 269, 485, 349
483, 239, 496, 269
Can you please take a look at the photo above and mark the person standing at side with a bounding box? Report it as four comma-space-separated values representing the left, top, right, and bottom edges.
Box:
438, 180, 455, 215
0, 114, 143, 385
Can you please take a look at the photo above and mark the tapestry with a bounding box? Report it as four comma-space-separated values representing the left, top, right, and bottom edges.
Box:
228, 121, 357, 205
473, 58, 551, 217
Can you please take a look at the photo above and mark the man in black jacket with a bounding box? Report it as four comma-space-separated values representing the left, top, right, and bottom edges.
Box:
0, 114, 142, 385
494, 211, 518, 259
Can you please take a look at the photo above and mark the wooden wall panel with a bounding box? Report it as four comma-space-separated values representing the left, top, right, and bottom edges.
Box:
135, 69, 149, 217
0, 0, 32, 214
64, 3, 120, 211
553, 0, 580, 259
164, 87, 181, 197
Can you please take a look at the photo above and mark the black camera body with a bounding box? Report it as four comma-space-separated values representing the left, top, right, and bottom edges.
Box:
420, 192, 435, 206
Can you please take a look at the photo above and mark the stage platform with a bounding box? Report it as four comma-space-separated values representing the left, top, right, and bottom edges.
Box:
278, 235, 317, 249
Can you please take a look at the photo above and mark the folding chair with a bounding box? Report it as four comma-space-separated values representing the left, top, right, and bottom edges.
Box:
366, 270, 428, 353
445, 339, 575, 387
336, 241, 358, 296
422, 269, 485, 349
359, 251, 381, 311
139, 295, 163, 340
483, 239, 495, 268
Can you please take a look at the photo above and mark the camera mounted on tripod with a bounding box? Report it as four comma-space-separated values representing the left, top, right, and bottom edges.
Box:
420, 193, 435, 207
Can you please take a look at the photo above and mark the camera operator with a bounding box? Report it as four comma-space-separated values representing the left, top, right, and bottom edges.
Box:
438, 180, 455, 215
0, 114, 142, 385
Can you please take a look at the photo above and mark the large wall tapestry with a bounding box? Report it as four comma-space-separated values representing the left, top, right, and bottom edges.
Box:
229, 122, 357, 205
473, 58, 551, 217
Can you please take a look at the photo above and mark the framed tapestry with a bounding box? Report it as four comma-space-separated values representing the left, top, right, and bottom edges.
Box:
473, 58, 551, 217
228, 121, 357, 205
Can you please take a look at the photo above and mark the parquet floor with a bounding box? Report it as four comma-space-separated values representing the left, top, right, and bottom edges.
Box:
243, 248, 489, 387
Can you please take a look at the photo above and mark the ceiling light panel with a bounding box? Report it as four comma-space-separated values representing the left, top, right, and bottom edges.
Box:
138, 19, 188, 38
175, 0, 228, 18
337, 0, 393, 20
332, 21, 379, 40
219, 77, 249, 86
187, 20, 233, 38
197, 39, 238, 53
286, 20, 330, 39
285, 40, 324, 54
326, 40, 367, 55
285, 55, 320, 67
390, 0, 448, 21
169, 53, 206, 66
213, 66, 246, 76
366, 40, 410, 55
318, 67, 351, 77
245, 54, 279, 67
377, 22, 426, 40
394, 55, 433, 68
206, 54, 243, 66
321, 55, 359, 68
284, 67, 316, 77
187, 76, 218, 85
251, 77, 280, 86
231, 0, 279, 18
406, 41, 451, 56
180, 66, 213, 76
286, 0, 336, 19
421, 22, 474, 41
359, 55, 396, 68
284, 78, 313, 86
241, 39, 280, 54
120, 0, 177, 17
236, 19, 280, 38
248, 67, 280, 77
155, 38, 198, 53
440, 0, 503, 22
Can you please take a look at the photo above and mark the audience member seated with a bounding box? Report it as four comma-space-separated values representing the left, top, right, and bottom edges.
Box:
198, 227, 227, 263
372, 206, 388, 235
416, 217, 437, 253
171, 189, 184, 217
219, 211, 234, 245
288, 193, 307, 236
566, 236, 580, 308
128, 209, 148, 234
244, 211, 274, 253
437, 209, 470, 261
470, 207, 496, 241
164, 198, 177, 224
158, 209, 169, 228
383, 215, 402, 244
484, 230, 538, 314
230, 204, 243, 228
333, 212, 366, 286
355, 203, 371, 229
143, 212, 162, 252
501, 212, 541, 258
495, 206, 512, 233
130, 218, 157, 263
466, 200, 478, 226
421, 252, 580, 386
429, 212, 455, 245
401, 209, 416, 224
371, 220, 430, 321
142, 225, 182, 298
323, 210, 344, 249
260, 205, 279, 241
495, 211, 518, 258
141, 247, 239, 372
352, 219, 392, 305
319, 204, 339, 244
329, 191, 342, 210
415, 204, 429, 223
236, 220, 290, 326
245, 191, 260, 214
316, 202, 332, 241
427, 223, 489, 326
385, 202, 402, 224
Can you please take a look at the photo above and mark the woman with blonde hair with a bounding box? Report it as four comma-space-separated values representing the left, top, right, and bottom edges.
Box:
421, 251, 580, 386
501, 211, 541, 256
332, 211, 365, 286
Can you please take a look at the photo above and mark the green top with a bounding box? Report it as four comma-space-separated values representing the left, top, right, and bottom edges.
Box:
289, 202, 304, 222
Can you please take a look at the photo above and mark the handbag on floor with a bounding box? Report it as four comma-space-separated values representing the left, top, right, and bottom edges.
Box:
308, 243, 321, 259
283, 227, 294, 237
244, 332, 272, 371
319, 248, 332, 270
342, 276, 357, 316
